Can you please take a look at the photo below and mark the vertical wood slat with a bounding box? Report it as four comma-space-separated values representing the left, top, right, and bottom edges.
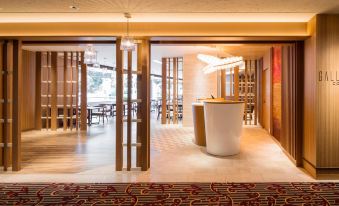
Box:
50, 52, 57, 131
2, 41, 9, 171
46, 52, 50, 130
173, 58, 178, 124
80, 52, 87, 131
161, 58, 167, 124
167, 58, 171, 124
254, 60, 258, 125
69, 52, 73, 131
127, 51, 132, 171
12, 40, 22, 171
75, 52, 79, 130
220, 70, 226, 98
244, 60, 248, 125
136, 44, 142, 167
140, 39, 151, 170
249, 61, 252, 125
115, 39, 123, 171
63, 52, 68, 130
234, 67, 239, 101
35, 52, 42, 130
230, 68, 233, 98
0, 41, 3, 167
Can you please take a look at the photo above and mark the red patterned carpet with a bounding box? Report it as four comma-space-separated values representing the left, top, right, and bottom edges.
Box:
0, 182, 338, 205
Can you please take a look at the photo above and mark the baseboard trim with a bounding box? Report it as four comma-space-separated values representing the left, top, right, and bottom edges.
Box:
302, 159, 339, 180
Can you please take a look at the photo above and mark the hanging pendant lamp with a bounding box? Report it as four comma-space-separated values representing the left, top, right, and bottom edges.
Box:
120, 13, 136, 51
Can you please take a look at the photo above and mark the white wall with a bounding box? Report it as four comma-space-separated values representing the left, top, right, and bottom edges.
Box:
182, 53, 218, 127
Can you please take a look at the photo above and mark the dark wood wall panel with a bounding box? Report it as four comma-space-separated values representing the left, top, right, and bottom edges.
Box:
281, 43, 304, 166
21, 50, 36, 131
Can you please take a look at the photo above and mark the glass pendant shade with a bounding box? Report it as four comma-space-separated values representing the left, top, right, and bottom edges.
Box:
120, 36, 136, 51
84, 46, 97, 64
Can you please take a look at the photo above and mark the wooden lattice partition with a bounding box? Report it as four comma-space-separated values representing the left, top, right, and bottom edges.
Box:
116, 38, 150, 171
161, 57, 183, 125
37, 51, 82, 131
0, 40, 22, 171
221, 59, 258, 125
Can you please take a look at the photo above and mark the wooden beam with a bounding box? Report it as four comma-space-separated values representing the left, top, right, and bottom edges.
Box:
115, 39, 123, 171
161, 58, 167, 124
127, 51, 132, 171
35, 52, 42, 130
50, 52, 57, 131
63, 52, 68, 130
12, 40, 22, 171
80, 52, 87, 131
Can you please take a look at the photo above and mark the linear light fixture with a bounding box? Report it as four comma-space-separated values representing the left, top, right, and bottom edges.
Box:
197, 54, 245, 74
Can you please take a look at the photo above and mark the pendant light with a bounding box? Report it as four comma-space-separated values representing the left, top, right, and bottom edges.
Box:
84, 45, 97, 64
120, 13, 136, 51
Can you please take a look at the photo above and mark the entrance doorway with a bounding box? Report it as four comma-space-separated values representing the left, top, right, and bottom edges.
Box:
19, 42, 118, 173
147, 42, 305, 181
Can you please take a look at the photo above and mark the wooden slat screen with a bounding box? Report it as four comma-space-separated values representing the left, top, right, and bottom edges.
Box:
0, 40, 22, 171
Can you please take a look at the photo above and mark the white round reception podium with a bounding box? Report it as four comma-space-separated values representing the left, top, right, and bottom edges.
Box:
203, 101, 244, 156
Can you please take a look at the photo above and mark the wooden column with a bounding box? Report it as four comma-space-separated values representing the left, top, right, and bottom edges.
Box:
167, 58, 171, 124
12, 40, 22, 171
234, 67, 239, 101
140, 39, 151, 170
136, 44, 142, 167
115, 39, 123, 171
244, 60, 248, 125
45, 52, 50, 130
173, 58, 178, 124
80, 52, 87, 131
230, 68, 233, 98
126, 51, 132, 171
69, 52, 73, 130
50, 52, 58, 131
254, 60, 258, 125
0, 41, 3, 169
63, 52, 68, 130
75, 52, 79, 130
161, 58, 167, 124
1, 41, 10, 171
35, 52, 42, 130
220, 70, 226, 98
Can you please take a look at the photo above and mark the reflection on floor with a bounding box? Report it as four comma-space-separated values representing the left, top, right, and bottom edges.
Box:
0, 116, 316, 182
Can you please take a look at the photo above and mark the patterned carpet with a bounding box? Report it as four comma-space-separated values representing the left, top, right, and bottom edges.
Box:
0, 182, 339, 205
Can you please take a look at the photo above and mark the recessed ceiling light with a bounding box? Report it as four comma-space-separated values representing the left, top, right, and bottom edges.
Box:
69, 5, 79, 11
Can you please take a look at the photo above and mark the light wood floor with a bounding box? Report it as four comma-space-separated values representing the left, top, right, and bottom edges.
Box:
0, 114, 317, 182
